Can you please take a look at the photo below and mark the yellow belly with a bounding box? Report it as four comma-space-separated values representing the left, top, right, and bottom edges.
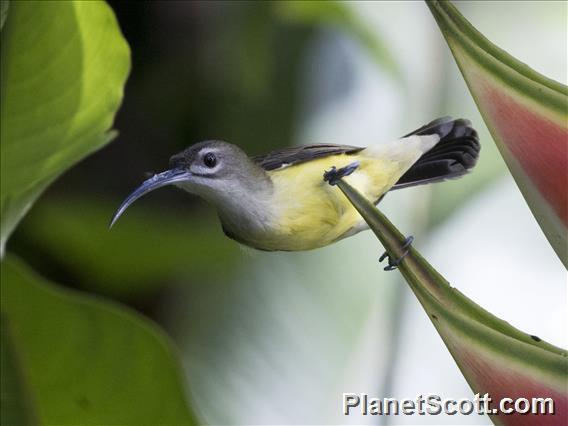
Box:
257, 152, 403, 251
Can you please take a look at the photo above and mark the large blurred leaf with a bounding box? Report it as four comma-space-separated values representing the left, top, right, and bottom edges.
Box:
0, 0, 130, 254
1, 256, 197, 424
427, 1, 568, 267
14, 196, 239, 298
335, 178, 567, 425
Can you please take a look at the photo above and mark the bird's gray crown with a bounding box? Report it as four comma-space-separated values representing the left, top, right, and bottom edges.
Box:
169, 140, 232, 169
168, 140, 269, 185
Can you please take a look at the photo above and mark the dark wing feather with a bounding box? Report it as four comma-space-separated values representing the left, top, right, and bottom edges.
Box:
252, 144, 363, 171
392, 117, 480, 190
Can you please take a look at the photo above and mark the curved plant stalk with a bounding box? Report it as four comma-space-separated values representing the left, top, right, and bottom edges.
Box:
334, 177, 567, 425
426, 0, 568, 268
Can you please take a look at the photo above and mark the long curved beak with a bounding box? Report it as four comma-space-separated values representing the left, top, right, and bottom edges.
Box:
110, 168, 192, 228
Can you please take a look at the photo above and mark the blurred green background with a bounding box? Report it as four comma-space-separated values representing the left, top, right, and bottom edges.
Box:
7, 1, 567, 424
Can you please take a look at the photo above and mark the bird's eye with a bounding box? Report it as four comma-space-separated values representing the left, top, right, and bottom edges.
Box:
203, 152, 217, 168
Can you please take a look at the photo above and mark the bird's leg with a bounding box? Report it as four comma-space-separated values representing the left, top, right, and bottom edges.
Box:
379, 235, 414, 271
323, 161, 360, 186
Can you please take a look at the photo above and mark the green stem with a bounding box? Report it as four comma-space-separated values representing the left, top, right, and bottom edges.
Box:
334, 178, 566, 357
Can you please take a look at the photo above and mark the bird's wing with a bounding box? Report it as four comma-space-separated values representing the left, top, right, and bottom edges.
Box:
252, 144, 364, 171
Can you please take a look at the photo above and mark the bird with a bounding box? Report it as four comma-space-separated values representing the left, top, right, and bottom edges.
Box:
110, 117, 479, 252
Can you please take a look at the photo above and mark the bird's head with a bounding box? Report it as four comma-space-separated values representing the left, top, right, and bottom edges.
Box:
110, 140, 268, 227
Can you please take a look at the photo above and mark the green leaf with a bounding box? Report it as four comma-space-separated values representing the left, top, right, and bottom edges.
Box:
426, 0, 568, 267
334, 177, 567, 425
276, 1, 402, 83
0, 0, 130, 255
1, 256, 198, 425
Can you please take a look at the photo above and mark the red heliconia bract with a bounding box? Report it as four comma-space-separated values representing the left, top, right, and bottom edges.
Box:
427, 0, 568, 268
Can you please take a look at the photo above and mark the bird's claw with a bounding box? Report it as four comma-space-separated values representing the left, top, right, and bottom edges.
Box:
379, 235, 414, 271
323, 161, 412, 271
324, 161, 360, 186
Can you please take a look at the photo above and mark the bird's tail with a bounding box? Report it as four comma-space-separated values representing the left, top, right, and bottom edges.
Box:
391, 117, 480, 190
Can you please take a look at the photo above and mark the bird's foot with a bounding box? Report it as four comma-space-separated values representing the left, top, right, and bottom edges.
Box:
323, 161, 360, 186
379, 235, 414, 271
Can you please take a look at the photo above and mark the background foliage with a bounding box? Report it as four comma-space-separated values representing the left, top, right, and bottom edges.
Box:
1, 1, 196, 423
2, 1, 566, 424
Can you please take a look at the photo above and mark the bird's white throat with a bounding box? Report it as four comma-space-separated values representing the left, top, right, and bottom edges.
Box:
176, 178, 276, 237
